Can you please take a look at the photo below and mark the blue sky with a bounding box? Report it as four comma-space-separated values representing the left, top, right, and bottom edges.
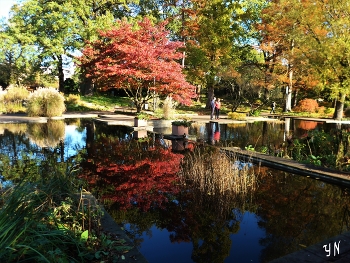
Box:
0, 0, 19, 20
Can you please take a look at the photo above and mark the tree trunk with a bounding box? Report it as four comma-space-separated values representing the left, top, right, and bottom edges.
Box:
196, 85, 201, 102
134, 100, 143, 113
86, 120, 95, 159
207, 86, 214, 108
80, 76, 94, 95
285, 85, 292, 112
292, 89, 298, 108
285, 39, 294, 112
58, 55, 65, 93
333, 92, 346, 120
285, 64, 293, 112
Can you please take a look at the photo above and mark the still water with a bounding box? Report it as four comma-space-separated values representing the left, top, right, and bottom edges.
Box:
1, 118, 350, 263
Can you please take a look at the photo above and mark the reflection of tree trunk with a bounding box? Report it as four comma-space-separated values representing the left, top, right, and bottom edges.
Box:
333, 93, 346, 120
284, 118, 291, 141
59, 139, 64, 161
11, 133, 17, 161
336, 132, 344, 169
262, 122, 268, 146
207, 123, 214, 145
86, 121, 95, 158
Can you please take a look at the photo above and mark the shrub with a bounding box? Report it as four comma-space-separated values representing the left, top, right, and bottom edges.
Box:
293, 98, 319, 113
227, 112, 247, 121
65, 94, 81, 105
27, 87, 65, 117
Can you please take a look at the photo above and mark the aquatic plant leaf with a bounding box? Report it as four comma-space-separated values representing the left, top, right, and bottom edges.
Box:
80, 230, 89, 242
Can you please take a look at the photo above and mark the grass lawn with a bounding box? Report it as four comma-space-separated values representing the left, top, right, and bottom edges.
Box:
64, 93, 338, 120
65, 94, 132, 112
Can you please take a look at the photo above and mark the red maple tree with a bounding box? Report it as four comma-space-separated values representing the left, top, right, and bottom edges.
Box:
79, 18, 197, 112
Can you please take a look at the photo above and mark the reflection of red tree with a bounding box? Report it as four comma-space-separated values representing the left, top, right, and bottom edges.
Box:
80, 136, 183, 211
298, 120, 318, 130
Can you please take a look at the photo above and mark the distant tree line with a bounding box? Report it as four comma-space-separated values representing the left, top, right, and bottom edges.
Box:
0, 0, 349, 119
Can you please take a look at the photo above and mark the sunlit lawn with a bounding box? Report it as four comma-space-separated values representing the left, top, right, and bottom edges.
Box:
64, 93, 337, 120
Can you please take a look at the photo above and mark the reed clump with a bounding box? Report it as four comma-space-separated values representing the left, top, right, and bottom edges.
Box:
179, 147, 257, 218
180, 147, 257, 196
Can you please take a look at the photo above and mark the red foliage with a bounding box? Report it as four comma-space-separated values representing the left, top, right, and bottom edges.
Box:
79, 136, 184, 211
79, 18, 197, 106
293, 98, 319, 113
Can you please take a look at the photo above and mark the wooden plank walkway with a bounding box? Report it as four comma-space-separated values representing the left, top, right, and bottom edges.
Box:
222, 147, 350, 188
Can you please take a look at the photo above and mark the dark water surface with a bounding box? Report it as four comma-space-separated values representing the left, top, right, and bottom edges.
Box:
1, 119, 350, 263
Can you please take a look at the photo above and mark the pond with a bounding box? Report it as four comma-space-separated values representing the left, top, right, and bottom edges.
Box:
1, 118, 350, 263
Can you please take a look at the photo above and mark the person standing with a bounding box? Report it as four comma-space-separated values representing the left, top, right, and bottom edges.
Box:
215, 98, 221, 119
210, 97, 216, 120
270, 101, 276, 114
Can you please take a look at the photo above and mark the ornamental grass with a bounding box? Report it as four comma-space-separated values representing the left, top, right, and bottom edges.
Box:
26, 87, 66, 117
179, 147, 257, 218
180, 147, 257, 196
0, 86, 29, 113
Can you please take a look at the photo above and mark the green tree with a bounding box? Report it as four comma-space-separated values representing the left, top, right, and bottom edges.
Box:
7, 1, 81, 92
0, 19, 46, 88
4, 0, 138, 93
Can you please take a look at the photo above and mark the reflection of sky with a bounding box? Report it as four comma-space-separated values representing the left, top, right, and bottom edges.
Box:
228, 212, 266, 263
129, 225, 193, 263
64, 125, 86, 159
126, 211, 265, 263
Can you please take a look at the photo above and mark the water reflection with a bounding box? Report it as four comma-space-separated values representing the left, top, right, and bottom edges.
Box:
26, 121, 65, 148
188, 119, 350, 170
1, 119, 350, 262
0, 119, 86, 185
77, 123, 350, 262
79, 132, 183, 211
